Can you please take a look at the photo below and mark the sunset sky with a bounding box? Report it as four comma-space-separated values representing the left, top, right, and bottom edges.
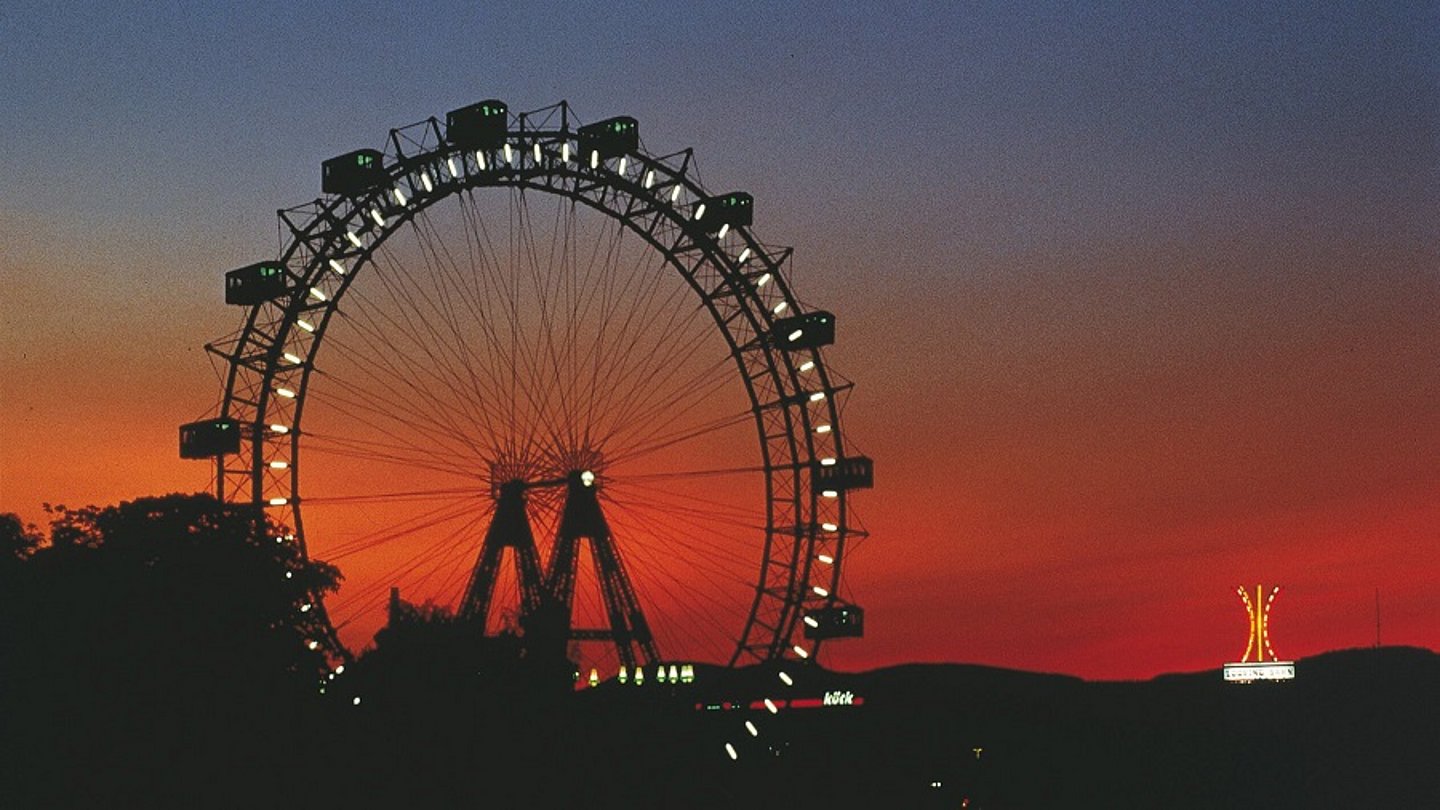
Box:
3, 1, 1436, 680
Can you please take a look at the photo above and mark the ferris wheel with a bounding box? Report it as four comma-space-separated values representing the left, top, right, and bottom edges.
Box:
181, 99, 871, 682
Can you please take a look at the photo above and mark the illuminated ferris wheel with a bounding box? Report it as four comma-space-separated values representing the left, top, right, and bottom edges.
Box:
181, 99, 871, 682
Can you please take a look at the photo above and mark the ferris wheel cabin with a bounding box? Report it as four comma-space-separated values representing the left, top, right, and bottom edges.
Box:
445, 99, 509, 150
224, 261, 287, 305
804, 604, 865, 639
692, 192, 753, 233
179, 418, 240, 459
577, 116, 639, 161
773, 311, 836, 350
814, 456, 875, 492
321, 149, 386, 196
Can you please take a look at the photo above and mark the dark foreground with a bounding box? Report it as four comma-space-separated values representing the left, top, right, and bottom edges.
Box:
5, 646, 1436, 808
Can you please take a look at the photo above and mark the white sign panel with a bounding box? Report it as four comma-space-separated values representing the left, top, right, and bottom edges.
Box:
1224, 662, 1296, 682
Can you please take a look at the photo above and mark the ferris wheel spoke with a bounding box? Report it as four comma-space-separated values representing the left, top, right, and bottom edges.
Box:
303, 487, 482, 505
592, 315, 728, 444
582, 254, 698, 436
515, 191, 585, 449
460, 194, 577, 455
595, 356, 739, 460
607, 465, 769, 483
602, 486, 767, 548
303, 430, 480, 478
358, 246, 511, 444
457, 190, 534, 436
590, 275, 712, 428
603, 501, 751, 652
571, 221, 656, 440
602, 482, 766, 539
605, 410, 754, 470
581, 270, 725, 446
324, 296, 502, 457
304, 374, 486, 468
332, 518, 482, 630
316, 496, 486, 562
409, 210, 525, 452
394, 216, 515, 445
333, 507, 486, 601
303, 443, 477, 480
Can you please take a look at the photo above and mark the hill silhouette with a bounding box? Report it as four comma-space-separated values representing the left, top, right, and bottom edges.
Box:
4, 499, 1434, 807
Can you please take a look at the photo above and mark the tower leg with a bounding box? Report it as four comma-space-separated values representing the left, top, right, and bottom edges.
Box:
545, 472, 658, 671
460, 481, 545, 627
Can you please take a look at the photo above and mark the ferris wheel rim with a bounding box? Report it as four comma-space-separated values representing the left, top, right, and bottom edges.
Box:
214, 100, 855, 668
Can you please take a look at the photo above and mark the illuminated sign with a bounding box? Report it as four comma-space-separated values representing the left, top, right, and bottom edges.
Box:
697, 692, 866, 712
1224, 662, 1296, 682
1225, 584, 1298, 683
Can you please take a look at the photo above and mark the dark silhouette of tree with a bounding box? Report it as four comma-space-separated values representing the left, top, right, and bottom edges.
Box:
1, 493, 340, 805
0, 512, 42, 563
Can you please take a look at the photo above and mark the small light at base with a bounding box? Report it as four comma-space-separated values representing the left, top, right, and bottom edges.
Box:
352, 697, 361, 706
